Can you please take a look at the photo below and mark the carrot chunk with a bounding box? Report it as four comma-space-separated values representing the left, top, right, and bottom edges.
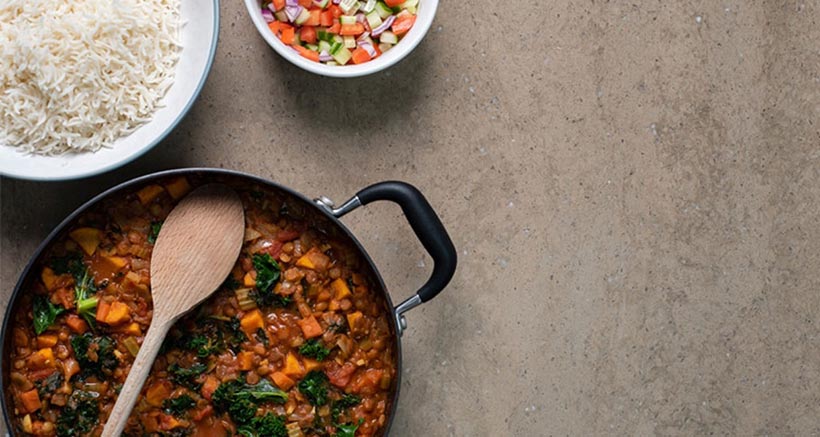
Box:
298, 315, 323, 339
65, 314, 88, 334
331, 278, 352, 300
339, 23, 365, 36
69, 227, 101, 255
282, 352, 305, 378
164, 177, 191, 200
240, 309, 265, 336
146, 381, 172, 407
19, 389, 41, 414
281, 27, 295, 45
137, 185, 165, 205
271, 371, 295, 391
238, 351, 255, 371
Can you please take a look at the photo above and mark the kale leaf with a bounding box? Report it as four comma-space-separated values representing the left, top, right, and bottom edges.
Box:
163, 395, 196, 416
251, 254, 285, 307
55, 390, 99, 437
236, 412, 287, 437
299, 339, 331, 361
168, 363, 207, 390
148, 221, 163, 244
298, 370, 329, 406
213, 378, 288, 426
70, 333, 118, 379
35, 372, 65, 397
331, 394, 361, 422
33, 295, 65, 335
335, 419, 363, 437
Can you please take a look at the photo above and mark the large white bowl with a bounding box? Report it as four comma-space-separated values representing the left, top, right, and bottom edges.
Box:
0, 0, 219, 181
244, 0, 438, 78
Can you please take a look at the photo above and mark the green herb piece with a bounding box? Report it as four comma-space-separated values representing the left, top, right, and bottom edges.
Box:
55, 390, 99, 437
299, 339, 331, 361
163, 394, 196, 416
70, 333, 118, 378
148, 221, 163, 244
330, 393, 361, 422
168, 362, 207, 390
298, 370, 329, 406
33, 295, 65, 335
222, 275, 240, 291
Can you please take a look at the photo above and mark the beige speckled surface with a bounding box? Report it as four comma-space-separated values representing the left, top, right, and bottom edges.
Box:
2, 0, 820, 435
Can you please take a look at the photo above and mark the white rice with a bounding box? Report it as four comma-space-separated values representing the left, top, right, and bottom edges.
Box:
0, 0, 181, 155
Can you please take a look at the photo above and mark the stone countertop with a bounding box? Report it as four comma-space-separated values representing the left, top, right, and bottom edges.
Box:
2, 1, 819, 435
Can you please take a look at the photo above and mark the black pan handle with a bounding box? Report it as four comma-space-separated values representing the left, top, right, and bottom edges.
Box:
315, 181, 457, 335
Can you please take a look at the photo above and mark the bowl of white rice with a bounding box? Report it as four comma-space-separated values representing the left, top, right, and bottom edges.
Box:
0, 0, 219, 181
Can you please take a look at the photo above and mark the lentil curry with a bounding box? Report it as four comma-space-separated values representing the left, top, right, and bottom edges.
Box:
5, 176, 397, 437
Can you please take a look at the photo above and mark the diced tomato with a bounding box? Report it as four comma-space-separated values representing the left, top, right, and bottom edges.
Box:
281, 26, 296, 45
384, 0, 403, 6
351, 47, 371, 64
192, 405, 214, 422
296, 46, 320, 62
339, 23, 365, 36
391, 14, 416, 36
326, 362, 356, 388
272, 0, 285, 11
348, 368, 385, 394
328, 21, 341, 34
276, 229, 301, 242
201, 376, 220, 400
320, 10, 334, 26
329, 4, 343, 17
305, 9, 321, 26
297, 0, 311, 6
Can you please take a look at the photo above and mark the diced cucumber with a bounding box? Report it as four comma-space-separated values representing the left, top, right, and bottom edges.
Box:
379, 30, 398, 44
332, 34, 344, 43
329, 41, 344, 55
318, 40, 332, 52
274, 10, 288, 21
361, 0, 377, 13
295, 8, 311, 25
326, 61, 339, 66
378, 42, 392, 53
306, 44, 319, 51
339, 15, 357, 25
339, 0, 359, 14
400, 0, 418, 9
366, 11, 382, 28
406, 5, 416, 13
315, 0, 330, 7
331, 46, 352, 64
317, 29, 333, 41
375, 1, 392, 18
343, 35, 356, 48
358, 35, 374, 45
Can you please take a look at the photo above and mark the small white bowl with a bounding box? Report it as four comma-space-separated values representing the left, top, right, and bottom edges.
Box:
0, 0, 219, 181
244, 0, 438, 78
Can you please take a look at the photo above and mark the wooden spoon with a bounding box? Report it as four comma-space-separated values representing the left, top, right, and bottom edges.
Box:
102, 184, 245, 437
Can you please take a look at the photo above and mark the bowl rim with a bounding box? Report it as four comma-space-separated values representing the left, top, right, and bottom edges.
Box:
243, 0, 438, 78
0, 0, 221, 182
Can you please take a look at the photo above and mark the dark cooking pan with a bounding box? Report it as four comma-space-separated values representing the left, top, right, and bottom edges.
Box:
1, 168, 457, 436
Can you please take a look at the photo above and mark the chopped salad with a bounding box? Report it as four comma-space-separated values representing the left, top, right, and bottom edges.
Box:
262, 0, 419, 65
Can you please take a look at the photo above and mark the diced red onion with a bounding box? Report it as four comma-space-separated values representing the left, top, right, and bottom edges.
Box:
312, 0, 325, 5
357, 31, 370, 41
267, 2, 278, 12
285, 5, 302, 22
332, 0, 341, 4
358, 41, 377, 57
355, 13, 366, 23
319, 51, 333, 62
261, 8, 275, 22
371, 15, 394, 37
285, 0, 298, 6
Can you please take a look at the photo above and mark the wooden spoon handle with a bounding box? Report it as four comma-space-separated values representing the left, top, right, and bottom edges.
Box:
101, 318, 172, 437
